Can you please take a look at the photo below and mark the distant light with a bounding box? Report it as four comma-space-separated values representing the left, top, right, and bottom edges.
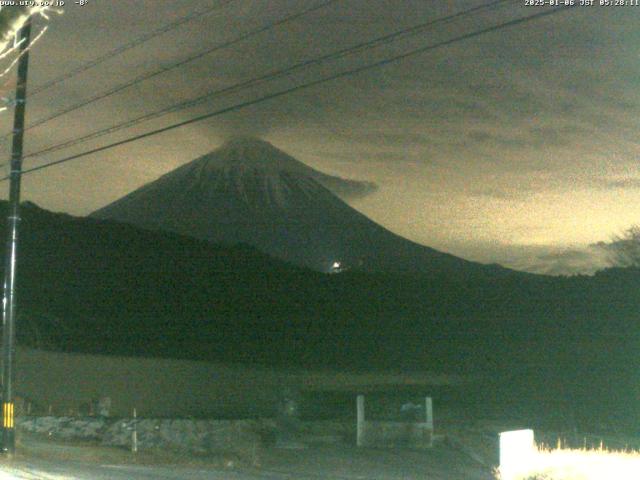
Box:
329, 260, 344, 274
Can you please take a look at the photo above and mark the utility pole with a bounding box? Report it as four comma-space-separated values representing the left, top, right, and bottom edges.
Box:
1, 19, 32, 455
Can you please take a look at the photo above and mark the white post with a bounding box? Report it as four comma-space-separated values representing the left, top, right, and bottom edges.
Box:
131, 407, 138, 453
356, 394, 365, 447
425, 397, 433, 429
425, 396, 433, 447
499, 429, 535, 480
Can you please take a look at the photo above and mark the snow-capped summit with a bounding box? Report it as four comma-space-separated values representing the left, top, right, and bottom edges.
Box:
91, 138, 507, 277
206, 137, 307, 172
173, 137, 377, 201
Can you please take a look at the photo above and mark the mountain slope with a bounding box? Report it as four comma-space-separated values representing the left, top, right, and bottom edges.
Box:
92, 138, 508, 278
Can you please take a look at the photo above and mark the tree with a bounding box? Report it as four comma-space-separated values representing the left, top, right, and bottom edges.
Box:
600, 225, 640, 267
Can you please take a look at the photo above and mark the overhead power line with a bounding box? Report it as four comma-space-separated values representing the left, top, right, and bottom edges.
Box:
6, 0, 338, 142
5, 5, 575, 181
23, 0, 512, 160
27, 0, 237, 98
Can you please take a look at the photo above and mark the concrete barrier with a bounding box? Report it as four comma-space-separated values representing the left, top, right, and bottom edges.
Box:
360, 421, 434, 448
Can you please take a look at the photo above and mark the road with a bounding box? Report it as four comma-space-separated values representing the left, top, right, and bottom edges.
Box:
0, 459, 395, 480
0, 459, 292, 480
0, 434, 495, 480
0, 445, 494, 479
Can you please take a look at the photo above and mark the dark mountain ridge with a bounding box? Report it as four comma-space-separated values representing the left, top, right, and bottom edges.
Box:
2, 201, 639, 426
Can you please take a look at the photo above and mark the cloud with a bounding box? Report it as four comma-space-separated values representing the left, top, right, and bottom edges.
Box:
465, 232, 640, 277
603, 178, 640, 190
315, 175, 378, 200
465, 125, 582, 152
526, 246, 612, 276
470, 187, 530, 202
439, 240, 608, 276
467, 130, 527, 149
528, 126, 578, 148
461, 243, 612, 277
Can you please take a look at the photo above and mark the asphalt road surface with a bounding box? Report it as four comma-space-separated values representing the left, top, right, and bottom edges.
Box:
0, 443, 494, 479
0, 459, 396, 479
0, 459, 295, 480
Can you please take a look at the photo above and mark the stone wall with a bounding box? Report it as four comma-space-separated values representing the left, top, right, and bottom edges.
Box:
17, 416, 275, 458
18, 415, 437, 453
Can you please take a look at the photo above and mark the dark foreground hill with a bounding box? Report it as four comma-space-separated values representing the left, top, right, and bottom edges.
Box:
3, 201, 640, 427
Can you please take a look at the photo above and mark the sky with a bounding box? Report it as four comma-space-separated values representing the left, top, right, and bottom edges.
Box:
0, 0, 638, 275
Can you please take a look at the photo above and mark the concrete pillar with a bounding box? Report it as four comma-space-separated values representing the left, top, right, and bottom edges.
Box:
425, 396, 433, 447
425, 396, 433, 429
356, 394, 365, 447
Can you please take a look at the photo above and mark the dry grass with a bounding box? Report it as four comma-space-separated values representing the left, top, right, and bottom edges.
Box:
496, 444, 640, 480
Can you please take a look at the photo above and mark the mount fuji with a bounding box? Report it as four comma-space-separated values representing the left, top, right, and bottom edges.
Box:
91, 138, 508, 278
